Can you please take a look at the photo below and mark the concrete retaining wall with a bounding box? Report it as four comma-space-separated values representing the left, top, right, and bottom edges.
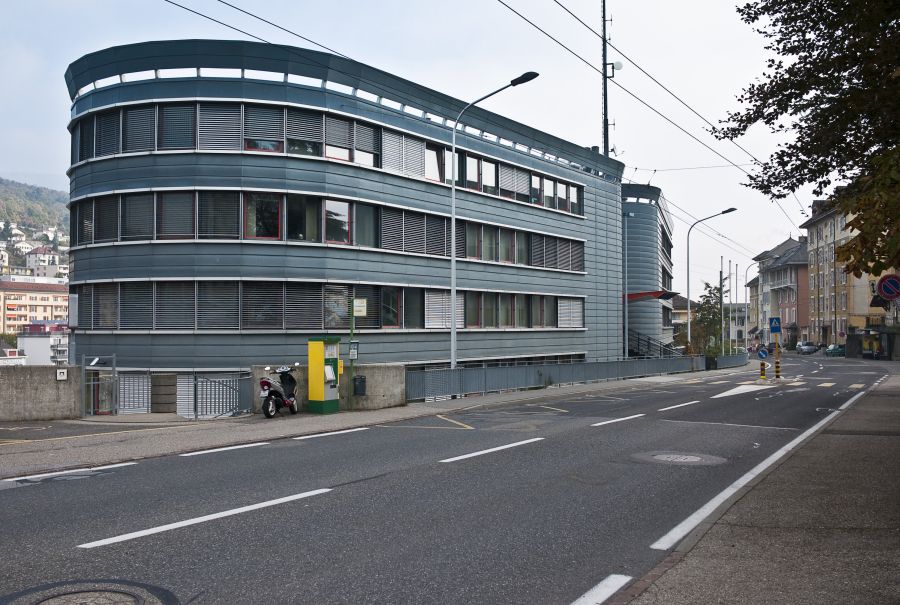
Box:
0, 366, 81, 421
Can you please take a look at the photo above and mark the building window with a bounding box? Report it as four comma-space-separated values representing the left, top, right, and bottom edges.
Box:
482, 293, 498, 328
499, 293, 514, 327
543, 178, 556, 209
95, 110, 120, 157
465, 291, 481, 327
465, 223, 481, 258
93, 195, 119, 243
286, 109, 323, 156
516, 294, 529, 327
381, 286, 401, 328
242, 282, 283, 329
481, 227, 498, 262
156, 192, 194, 239
465, 155, 480, 190
286, 195, 321, 242
325, 199, 351, 243
158, 104, 196, 150
557, 183, 569, 212
354, 122, 380, 167
355, 204, 379, 248
122, 105, 155, 152
197, 282, 240, 329
324, 285, 350, 329
198, 191, 240, 239
198, 103, 242, 150
244, 105, 284, 152
155, 282, 195, 329
324, 116, 352, 161
425, 144, 443, 182
481, 160, 498, 195
516, 232, 529, 265
499, 229, 515, 263
404, 288, 424, 329
530, 175, 542, 205
121, 193, 154, 240
244, 192, 281, 240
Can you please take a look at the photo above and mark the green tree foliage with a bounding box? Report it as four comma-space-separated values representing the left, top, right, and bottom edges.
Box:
691, 282, 725, 356
716, 1, 899, 275
0, 177, 69, 232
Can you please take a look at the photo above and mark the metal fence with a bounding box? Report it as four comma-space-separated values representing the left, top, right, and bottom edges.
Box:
406, 356, 705, 402
715, 352, 750, 369
176, 372, 254, 419
118, 372, 151, 414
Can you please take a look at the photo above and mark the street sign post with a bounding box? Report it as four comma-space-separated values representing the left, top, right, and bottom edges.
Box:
769, 317, 782, 378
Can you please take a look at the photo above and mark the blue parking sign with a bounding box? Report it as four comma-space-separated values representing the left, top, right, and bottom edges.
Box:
769, 317, 782, 334
758, 348, 768, 360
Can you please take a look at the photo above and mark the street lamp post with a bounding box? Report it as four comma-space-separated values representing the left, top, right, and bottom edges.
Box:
450, 71, 539, 369
686, 208, 736, 352
744, 261, 759, 349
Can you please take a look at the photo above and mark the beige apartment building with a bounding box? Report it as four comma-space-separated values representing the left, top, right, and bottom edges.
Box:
800, 200, 893, 345
0, 280, 69, 334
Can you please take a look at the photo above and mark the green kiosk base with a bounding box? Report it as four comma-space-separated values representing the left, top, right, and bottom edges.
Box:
307, 399, 339, 415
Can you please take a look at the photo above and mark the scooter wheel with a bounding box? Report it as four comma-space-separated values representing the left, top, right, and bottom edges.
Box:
262, 396, 278, 418
289, 400, 299, 415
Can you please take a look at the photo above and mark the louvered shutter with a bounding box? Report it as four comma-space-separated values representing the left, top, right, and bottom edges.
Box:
95, 110, 120, 157
198, 103, 242, 150
198, 191, 239, 238
380, 207, 404, 251
324, 116, 352, 148
157, 192, 194, 238
381, 131, 403, 172
197, 282, 239, 329
286, 109, 324, 142
122, 105, 155, 152
78, 117, 94, 161
403, 212, 426, 254
158, 104, 196, 149
424, 290, 464, 329
354, 122, 379, 153
155, 282, 195, 329
285, 282, 324, 329
93, 195, 119, 243
353, 285, 381, 328
425, 215, 447, 256
514, 168, 531, 200
69, 204, 77, 245
119, 282, 153, 328
324, 285, 350, 329
241, 282, 284, 329
92, 283, 119, 329
558, 240, 572, 271
530, 234, 544, 267
558, 298, 584, 328
499, 164, 516, 197
121, 193, 154, 240
77, 199, 94, 245
455, 221, 466, 258
402, 136, 426, 177
244, 105, 284, 140
545, 238, 558, 269
572, 242, 585, 271
78, 284, 93, 329
71, 125, 80, 165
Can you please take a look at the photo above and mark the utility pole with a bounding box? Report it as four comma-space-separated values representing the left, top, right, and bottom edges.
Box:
720, 256, 725, 356
601, 0, 609, 155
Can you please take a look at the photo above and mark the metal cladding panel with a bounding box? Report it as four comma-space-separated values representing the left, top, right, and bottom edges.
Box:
623, 202, 663, 341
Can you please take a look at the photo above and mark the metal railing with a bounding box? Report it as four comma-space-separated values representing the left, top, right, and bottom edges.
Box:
406, 356, 705, 401
628, 328, 681, 358
715, 352, 750, 369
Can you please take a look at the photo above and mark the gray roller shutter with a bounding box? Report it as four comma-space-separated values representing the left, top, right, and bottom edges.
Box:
499, 164, 515, 196
354, 122, 379, 153
95, 110, 120, 157
78, 285, 93, 329
241, 282, 284, 329
77, 199, 93, 245
121, 193, 154, 240
198, 191, 239, 239
158, 104, 196, 149
198, 103, 242, 150
324, 116, 352, 148
197, 282, 239, 329
380, 207, 404, 251
572, 242, 585, 271
353, 285, 381, 329
514, 169, 530, 197
558, 298, 584, 328
530, 234, 544, 267
119, 282, 153, 329
455, 221, 466, 258
324, 285, 350, 329
122, 105, 155, 152
545, 238, 558, 269
425, 215, 447, 256
285, 283, 324, 329
286, 109, 323, 142
381, 131, 403, 172
558, 240, 572, 271
155, 282, 195, 329
402, 137, 426, 177
92, 283, 119, 329
403, 212, 426, 254
424, 290, 464, 329
92, 195, 119, 243
156, 192, 194, 238
78, 117, 94, 161
244, 105, 284, 140
70, 125, 79, 165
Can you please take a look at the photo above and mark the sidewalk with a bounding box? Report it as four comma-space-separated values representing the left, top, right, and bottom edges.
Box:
619, 373, 900, 605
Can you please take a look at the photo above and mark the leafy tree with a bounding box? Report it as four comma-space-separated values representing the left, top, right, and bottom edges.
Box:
716, 1, 899, 276
0, 222, 11, 241
690, 282, 725, 356
0, 333, 16, 350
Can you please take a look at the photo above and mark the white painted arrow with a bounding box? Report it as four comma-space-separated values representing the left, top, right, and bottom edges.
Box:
711, 384, 776, 399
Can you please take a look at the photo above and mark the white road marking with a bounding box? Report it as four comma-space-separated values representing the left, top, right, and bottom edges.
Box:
710, 384, 775, 399
179, 442, 269, 457
590, 414, 645, 427
817, 383, 836, 388
658, 401, 701, 412
651, 388, 868, 551
3, 462, 136, 482
570, 574, 633, 605
439, 438, 544, 463
708, 380, 729, 384
661, 419, 798, 431
293, 427, 370, 440
787, 382, 806, 386
78, 488, 332, 548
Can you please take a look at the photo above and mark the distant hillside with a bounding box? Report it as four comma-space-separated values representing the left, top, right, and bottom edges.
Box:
0, 177, 68, 231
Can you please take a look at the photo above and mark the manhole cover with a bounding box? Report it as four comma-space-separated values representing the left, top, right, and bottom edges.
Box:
38, 591, 140, 605
653, 454, 702, 463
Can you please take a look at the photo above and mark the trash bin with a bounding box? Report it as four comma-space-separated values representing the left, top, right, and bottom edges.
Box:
353, 375, 366, 396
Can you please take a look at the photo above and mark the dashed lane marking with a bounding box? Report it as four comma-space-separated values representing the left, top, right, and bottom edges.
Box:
537, 405, 569, 413
570, 573, 633, 605
708, 381, 730, 384
591, 414, 645, 427
787, 382, 807, 386
661, 419, 798, 431
849, 384, 865, 389
817, 383, 837, 388
179, 442, 269, 457
294, 428, 371, 439
4, 462, 137, 482
657, 401, 701, 412
440, 438, 544, 463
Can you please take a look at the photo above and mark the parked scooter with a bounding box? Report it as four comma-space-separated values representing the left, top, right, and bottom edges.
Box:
260, 363, 300, 418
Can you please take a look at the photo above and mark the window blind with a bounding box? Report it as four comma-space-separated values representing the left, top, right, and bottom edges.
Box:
424, 290, 464, 329
198, 103, 242, 150
92, 283, 119, 329
92, 195, 119, 243
353, 284, 381, 328
286, 109, 324, 142
241, 282, 284, 329
425, 215, 447, 256
285, 282, 324, 329
158, 104, 196, 149
198, 191, 239, 238
403, 212, 426, 254
122, 105, 155, 152
244, 105, 284, 140
119, 282, 153, 329
380, 207, 404, 251
156, 192, 194, 238
121, 193, 154, 240
95, 110, 120, 157
324, 116, 352, 148
197, 282, 239, 329
155, 282, 195, 329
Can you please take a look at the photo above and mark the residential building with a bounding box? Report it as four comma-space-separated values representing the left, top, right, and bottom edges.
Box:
0, 279, 69, 334
25, 246, 60, 269
724, 302, 750, 349
0, 249, 8, 268
752, 237, 809, 346
12, 241, 35, 255
0, 348, 26, 367
671, 294, 694, 342
18, 321, 69, 365
747, 276, 759, 345
66, 40, 626, 376
800, 200, 894, 346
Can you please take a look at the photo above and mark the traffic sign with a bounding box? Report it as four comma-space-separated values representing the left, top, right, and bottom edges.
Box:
769, 317, 782, 334
758, 348, 768, 360
876, 274, 900, 301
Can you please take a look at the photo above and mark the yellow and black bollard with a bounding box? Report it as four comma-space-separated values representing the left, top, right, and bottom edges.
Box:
760, 361, 766, 380
775, 359, 781, 379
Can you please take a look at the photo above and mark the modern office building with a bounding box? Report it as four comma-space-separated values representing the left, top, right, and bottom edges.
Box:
65, 40, 626, 373
621, 184, 675, 351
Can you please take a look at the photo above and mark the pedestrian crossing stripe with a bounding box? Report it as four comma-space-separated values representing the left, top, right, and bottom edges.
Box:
709, 380, 729, 384
849, 384, 864, 389
817, 383, 836, 388
787, 382, 806, 386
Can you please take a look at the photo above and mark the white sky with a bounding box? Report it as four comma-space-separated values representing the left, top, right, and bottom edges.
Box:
0, 0, 814, 299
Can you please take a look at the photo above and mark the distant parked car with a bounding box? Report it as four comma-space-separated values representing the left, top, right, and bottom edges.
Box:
797, 341, 817, 354
825, 344, 845, 357
766, 342, 782, 354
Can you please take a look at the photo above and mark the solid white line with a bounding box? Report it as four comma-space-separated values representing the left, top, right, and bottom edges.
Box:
293, 427, 370, 440
439, 438, 544, 463
570, 574, 633, 605
591, 414, 645, 427
78, 488, 332, 548
661, 419, 797, 431
658, 400, 701, 412
3, 462, 137, 482
179, 442, 269, 457
650, 388, 868, 551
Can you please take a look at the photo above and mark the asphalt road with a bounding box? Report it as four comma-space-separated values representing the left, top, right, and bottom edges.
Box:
0, 356, 886, 605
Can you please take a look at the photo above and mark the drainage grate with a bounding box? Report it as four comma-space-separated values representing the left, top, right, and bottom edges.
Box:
632, 451, 727, 466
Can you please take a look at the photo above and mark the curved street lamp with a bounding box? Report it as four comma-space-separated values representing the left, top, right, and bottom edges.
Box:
686, 208, 737, 351
450, 72, 539, 368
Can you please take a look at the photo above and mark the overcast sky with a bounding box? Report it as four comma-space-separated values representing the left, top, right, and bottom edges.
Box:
0, 0, 813, 299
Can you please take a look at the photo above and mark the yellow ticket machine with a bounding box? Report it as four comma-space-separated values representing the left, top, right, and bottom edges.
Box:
308, 336, 341, 414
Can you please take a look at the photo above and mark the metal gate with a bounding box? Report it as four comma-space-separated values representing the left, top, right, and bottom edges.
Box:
81, 355, 117, 416
118, 372, 151, 414
176, 372, 254, 419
